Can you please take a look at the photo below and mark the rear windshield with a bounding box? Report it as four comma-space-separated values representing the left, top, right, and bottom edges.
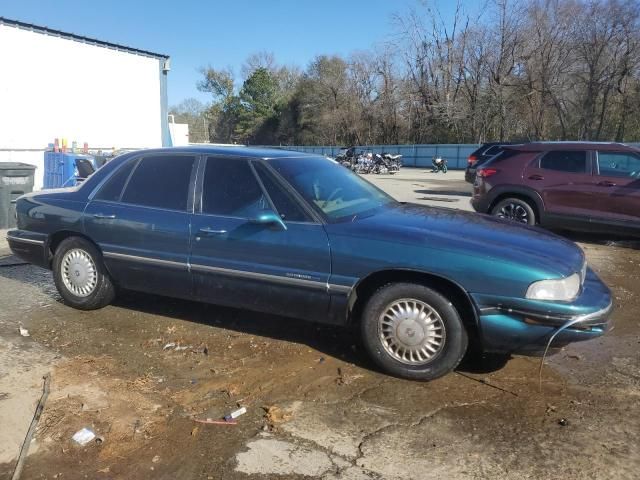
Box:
483, 148, 520, 166
470, 145, 491, 157
483, 145, 502, 156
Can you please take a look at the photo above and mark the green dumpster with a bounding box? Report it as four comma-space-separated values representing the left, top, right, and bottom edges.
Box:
0, 162, 36, 229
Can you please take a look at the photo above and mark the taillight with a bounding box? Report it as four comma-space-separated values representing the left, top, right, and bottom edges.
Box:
467, 155, 478, 166
477, 168, 499, 178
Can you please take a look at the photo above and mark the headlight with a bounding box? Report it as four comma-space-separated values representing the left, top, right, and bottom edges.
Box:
526, 273, 581, 301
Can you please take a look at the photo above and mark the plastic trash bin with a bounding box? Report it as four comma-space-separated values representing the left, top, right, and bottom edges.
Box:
0, 162, 36, 229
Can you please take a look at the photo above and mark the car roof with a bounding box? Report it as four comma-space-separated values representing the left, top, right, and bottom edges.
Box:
481, 142, 517, 147
128, 146, 318, 160
470, 142, 516, 155
505, 141, 639, 152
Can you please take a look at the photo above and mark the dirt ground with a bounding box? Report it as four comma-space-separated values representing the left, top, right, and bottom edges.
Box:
0, 169, 638, 480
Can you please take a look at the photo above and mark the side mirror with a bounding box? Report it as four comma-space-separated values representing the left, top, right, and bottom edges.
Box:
249, 209, 287, 231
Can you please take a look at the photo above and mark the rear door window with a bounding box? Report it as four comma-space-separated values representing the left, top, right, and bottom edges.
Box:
539, 151, 588, 173
121, 155, 195, 211
596, 151, 640, 178
93, 159, 137, 202
201, 157, 269, 217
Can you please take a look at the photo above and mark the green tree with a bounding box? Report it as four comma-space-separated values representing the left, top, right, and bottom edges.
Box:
295, 56, 351, 144
235, 68, 279, 142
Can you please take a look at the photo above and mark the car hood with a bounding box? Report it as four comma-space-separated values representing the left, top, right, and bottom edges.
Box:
335, 203, 585, 278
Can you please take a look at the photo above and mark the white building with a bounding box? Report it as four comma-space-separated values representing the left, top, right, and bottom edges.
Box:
168, 117, 190, 147
0, 17, 171, 189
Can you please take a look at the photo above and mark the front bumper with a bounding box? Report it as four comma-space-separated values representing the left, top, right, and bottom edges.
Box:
6, 229, 50, 268
471, 268, 613, 354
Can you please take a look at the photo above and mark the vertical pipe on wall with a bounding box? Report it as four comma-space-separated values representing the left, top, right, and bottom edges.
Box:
159, 58, 171, 147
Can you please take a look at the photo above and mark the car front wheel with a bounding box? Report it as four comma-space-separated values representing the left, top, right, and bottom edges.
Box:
360, 283, 468, 381
52, 236, 116, 310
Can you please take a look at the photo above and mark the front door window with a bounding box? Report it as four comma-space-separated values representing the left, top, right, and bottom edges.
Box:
596, 152, 640, 178
202, 157, 268, 217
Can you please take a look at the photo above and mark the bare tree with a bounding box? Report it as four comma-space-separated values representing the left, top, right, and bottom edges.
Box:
169, 98, 209, 143
196, 0, 640, 146
241, 51, 276, 79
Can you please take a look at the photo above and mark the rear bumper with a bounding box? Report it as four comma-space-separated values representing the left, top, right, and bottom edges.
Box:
6, 229, 50, 268
464, 168, 476, 183
472, 268, 613, 355
470, 195, 490, 213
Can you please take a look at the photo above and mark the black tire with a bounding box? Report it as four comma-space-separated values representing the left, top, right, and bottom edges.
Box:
360, 283, 468, 381
491, 197, 536, 225
52, 236, 115, 310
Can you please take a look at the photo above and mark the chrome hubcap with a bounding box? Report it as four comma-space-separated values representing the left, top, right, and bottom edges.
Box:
379, 299, 446, 365
498, 203, 529, 223
61, 249, 97, 297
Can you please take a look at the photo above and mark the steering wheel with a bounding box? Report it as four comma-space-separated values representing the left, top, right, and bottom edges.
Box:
321, 187, 343, 209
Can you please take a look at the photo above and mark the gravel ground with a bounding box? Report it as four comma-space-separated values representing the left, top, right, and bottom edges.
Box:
0, 168, 638, 480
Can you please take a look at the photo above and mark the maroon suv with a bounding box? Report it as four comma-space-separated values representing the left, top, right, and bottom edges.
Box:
471, 142, 640, 235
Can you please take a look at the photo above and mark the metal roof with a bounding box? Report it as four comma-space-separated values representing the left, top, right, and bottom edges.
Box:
0, 16, 169, 59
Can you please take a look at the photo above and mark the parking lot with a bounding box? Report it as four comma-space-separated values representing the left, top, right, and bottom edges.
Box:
367, 170, 474, 211
0, 168, 639, 480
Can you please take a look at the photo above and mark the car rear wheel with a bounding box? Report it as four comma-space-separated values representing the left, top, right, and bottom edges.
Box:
52, 236, 116, 310
360, 283, 468, 381
491, 197, 536, 225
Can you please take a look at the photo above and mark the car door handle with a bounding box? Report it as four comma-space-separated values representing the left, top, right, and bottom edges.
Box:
528, 174, 544, 180
198, 227, 227, 235
597, 181, 616, 187
93, 213, 116, 219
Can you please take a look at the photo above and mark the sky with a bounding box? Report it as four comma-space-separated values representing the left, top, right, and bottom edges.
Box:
2, 0, 477, 107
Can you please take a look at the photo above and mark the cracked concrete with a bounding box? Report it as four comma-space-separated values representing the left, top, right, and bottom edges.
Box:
279, 399, 395, 460
0, 232, 58, 466
235, 436, 335, 476
232, 401, 491, 479
356, 404, 501, 479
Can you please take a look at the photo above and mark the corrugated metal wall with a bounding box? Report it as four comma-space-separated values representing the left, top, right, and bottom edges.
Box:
270, 143, 640, 169
272, 145, 480, 169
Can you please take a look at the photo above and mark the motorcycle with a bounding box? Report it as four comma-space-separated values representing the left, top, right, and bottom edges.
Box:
431, 156, 448, 173
354, 153, 374, 174
370, 154, 388, 174
381, 153, 402, 174
336, 146, 357, 170
336, 148, 402, 175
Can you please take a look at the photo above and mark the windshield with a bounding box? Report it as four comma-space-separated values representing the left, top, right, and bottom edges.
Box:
269, 156, 396, 221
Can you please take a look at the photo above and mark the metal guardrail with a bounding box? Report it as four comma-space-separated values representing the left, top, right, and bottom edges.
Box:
272, 144, 481, 169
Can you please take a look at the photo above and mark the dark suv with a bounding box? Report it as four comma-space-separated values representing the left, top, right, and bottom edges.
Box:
471, 142, 640, 235
465, 142, 515, 183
